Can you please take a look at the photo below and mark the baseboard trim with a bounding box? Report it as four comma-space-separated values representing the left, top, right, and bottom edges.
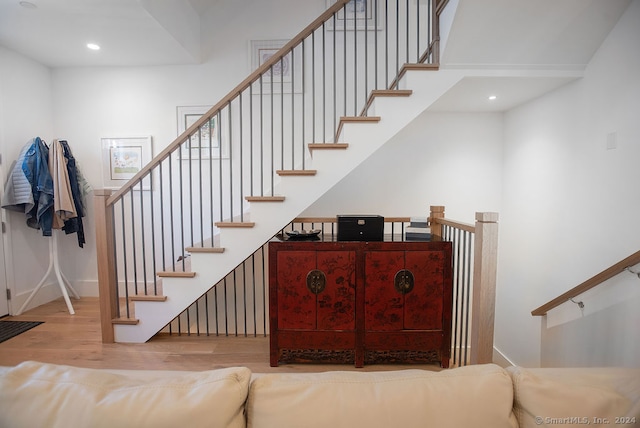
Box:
12, 283, 61, 315
12, 281, 100, 315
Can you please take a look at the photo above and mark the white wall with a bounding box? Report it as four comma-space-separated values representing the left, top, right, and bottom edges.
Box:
0, 46, 58, 311
496, 0, 640, 367
541, 275, 640, 367
303, 111, 503, 222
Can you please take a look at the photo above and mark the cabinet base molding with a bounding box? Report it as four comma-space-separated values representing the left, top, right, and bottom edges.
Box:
279, 349, 356, 365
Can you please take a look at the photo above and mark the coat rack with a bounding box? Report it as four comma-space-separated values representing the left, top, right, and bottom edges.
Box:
16, 232, 80, 315
3, 138, 87, 316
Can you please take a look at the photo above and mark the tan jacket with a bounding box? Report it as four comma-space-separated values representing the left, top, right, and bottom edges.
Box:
49, 139, 77, 229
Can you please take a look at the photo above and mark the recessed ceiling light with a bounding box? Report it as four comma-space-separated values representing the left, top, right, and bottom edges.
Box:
488, 95, 497, 101
19, 1, 37, 9
87, 43, 101, 51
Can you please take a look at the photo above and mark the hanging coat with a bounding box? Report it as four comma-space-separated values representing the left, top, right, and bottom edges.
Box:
50, 138, 77, 229
59, 140, 86, 248
1, 142, 35, 215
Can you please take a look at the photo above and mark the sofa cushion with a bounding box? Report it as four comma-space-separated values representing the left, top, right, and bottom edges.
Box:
0, 361, 251, 428
246, 363, 518, 428
508, 366, 640, 428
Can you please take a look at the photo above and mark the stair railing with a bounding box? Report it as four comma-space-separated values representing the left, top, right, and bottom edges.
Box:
161, 205, 499, 368
162, 217, 413, 338
95, 0, 444, 342
430, 206, 499, 366
531, 250, 640, 316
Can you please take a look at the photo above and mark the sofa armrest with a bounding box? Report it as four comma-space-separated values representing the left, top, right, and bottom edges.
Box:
508, 366, 640, 428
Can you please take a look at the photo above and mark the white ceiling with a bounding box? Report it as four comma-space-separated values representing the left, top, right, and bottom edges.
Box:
428, 75, 581, 112
428, 0, 632, 112
441, 0, 631, 69
0, 0, 633, 111
0, 0, 219, 67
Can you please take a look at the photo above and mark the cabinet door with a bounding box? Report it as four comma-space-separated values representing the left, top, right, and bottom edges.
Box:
364, 251, 405, 331
365, 250, 446, 331
277, 250, 355, 330
404, 251, 444, 330
316, 251, 356, 330
277, 251, 317, 329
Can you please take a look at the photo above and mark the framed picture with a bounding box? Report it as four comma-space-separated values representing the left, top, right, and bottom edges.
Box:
101, 136, 152, 190
176, 105, 224, 159
250, 40, 302, 93
326, 0, 382, 31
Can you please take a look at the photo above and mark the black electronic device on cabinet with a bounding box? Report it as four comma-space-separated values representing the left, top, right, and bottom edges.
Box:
337, 215, 384, 241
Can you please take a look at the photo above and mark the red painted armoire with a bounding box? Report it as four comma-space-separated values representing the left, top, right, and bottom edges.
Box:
269, 238, 452, 368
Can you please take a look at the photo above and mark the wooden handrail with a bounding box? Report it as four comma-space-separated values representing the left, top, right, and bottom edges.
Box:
433, 217, 475, 233
293, 216, 477, 232
106, 0, 352, 207
434, 0, 451, 15
532, 250, 640, 316
293, 216, 412, 224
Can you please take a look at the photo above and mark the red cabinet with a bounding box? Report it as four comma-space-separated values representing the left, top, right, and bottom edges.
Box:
364, 250, 445, 331
276, 249, 356, 331
269, 240, 452, 368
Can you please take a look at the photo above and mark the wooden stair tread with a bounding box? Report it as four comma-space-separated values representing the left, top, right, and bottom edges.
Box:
130, 295, 167, 302
215, 221, 256, 228
157, 271, 197, 278
112, 317, 139, 325
276, 170, 317, 176
245, 196, 286, 202
308, 143, 349, 150
186, 246, 226, 253
293, 216, 337, 223
340, 116, 381, 122
389, 63, 440, 90
402, 63, 440, 71
370, 89, 413, 97
336, 116, 381, 140
361, 90, 413, 115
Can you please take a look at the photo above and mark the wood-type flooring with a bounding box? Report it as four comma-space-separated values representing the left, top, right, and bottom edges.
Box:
0, 297, 442, 373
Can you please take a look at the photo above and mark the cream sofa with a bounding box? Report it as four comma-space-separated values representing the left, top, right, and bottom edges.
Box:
0, 361, 638, 428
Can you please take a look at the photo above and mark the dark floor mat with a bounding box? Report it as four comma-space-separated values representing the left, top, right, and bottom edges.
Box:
0, 320, 44, 344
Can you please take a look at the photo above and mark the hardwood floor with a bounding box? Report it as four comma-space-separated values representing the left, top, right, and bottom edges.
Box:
0, 297, 442, 373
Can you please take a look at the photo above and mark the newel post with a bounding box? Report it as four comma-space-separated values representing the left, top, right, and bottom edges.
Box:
470, 212, 499, 364
93, 189, 117, 343
429, 205, 445, 238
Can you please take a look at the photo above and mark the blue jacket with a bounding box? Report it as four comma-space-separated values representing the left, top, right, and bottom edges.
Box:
22, 137, 54, 236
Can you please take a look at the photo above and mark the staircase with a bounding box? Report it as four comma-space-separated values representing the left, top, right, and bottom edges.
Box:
114, 68, 468, 343
95, 0, 457, 343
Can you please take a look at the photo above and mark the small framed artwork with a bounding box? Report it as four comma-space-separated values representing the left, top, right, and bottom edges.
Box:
101, 136, 152, 190
250, 40, 302, 93
325, 0, 382, 31
177, 105, 225, 160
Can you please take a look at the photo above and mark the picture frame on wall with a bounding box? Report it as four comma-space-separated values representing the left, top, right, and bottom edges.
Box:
250, 40, 302, 93
325, 0, 382, 31
101, 136, 152, 190
176, 105, 225, 160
